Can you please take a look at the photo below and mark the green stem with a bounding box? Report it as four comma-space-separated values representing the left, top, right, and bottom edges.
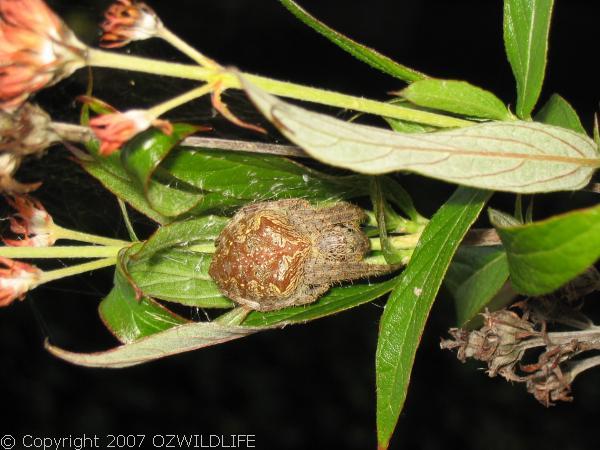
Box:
118, 199, 139, 242
37, 258, 117, 286
365, 250, 413, 266
0, 246, 123, 259
147, 82, 215, 118
188, 243, 216, 254
53, 225, 130, 247
157, 26, 220, 69
86, 49, 471, 128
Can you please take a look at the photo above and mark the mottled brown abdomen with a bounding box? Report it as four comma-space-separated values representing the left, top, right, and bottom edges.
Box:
209, 210, 311, 305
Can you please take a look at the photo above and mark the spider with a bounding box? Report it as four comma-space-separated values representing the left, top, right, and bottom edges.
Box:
209, 199, 396, 311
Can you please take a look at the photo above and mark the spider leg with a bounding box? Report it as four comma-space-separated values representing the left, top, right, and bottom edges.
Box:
247, 283, 330, 311
234, 198, 310, 218
291, 202, 366, 229
305, 262, 398, 285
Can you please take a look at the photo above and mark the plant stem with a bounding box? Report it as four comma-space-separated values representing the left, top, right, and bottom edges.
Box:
570, 355, 600, 379
370, 234, 421, 251
36, 258, 117, 286
86, 49, 471, 128
156, 26, 219, 69
147, 82, 216, 118
0, 246, 123, 259
188, 243, 216, 254
363, 255, 388, 265
118, 199, 139, 242
53, 225, 130, 247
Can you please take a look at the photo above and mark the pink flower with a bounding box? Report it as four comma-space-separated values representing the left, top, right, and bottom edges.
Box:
0, 0, 87, 111
100, 0, 162, 48
3, 194, 56, 247
89, 109, 172, 156
0, 257, 40, 306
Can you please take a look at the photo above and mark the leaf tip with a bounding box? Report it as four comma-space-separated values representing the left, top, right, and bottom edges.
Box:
377, 442, 390, 450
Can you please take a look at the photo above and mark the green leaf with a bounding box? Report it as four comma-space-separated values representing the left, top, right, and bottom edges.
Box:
400, 79, 511, 120
370, 178, 411, 264
163, 148, 366, 205
243, 278, 396, 327
124, 246, 232, 308
241, 79, 599, 194
491, 204, 600, 295
81, 154, 170, 224
121, 124, 204, 217
99, 270, 188, 344
279, 0, 427, 83
445, 246, 510, 326
133, 215, 228, 260
536, 94, 586, 134
504, 0, 555, 118
375, 187, 491, 449
489, 208, 523, 227
379, 177, 424, 225
45, 321, 266, 368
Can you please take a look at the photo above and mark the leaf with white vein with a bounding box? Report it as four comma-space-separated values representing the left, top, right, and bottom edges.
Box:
240, 77, 599, 194
45, 322, 266, 368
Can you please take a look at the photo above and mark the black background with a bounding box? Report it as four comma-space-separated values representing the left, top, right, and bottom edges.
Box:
2, 1, 599, 449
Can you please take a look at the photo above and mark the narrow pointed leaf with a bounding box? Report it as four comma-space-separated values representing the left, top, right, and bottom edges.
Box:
279, 0, 426, 83
376, 187, 491, 449
241, 79, 599, 194
445, 246, 510, 326
504, 0, 555, 118
535, 94, 586, 134
400, 79, 511, 120
99, 270, 188, 344
491, 204, 600, 295
45, 322, 266, 368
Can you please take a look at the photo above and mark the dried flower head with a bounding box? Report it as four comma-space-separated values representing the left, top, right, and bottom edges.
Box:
0, 256, 41, 306
441, 309, 539, 379
89, 109, 172, 156
1, 103, 58, 156
0, 0, 87, 111
442, 302, 600, 406
3, 194, 56, 247
100, 0, 162, 48
0, 151, 40, 193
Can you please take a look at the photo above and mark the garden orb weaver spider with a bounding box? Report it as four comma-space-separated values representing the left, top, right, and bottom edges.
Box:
209, 199, 396, 311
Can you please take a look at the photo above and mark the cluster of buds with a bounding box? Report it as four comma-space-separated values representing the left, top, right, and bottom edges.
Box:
1, 0, 88, 192
87, 106, 173, 156
442, 273, 600, 406
0, 256, 41, 306
0, 193, 55, 306
1, 0, 254, 169
0, 0, 87, 111
3, 193, 56, 247
100, 0, 163, 49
